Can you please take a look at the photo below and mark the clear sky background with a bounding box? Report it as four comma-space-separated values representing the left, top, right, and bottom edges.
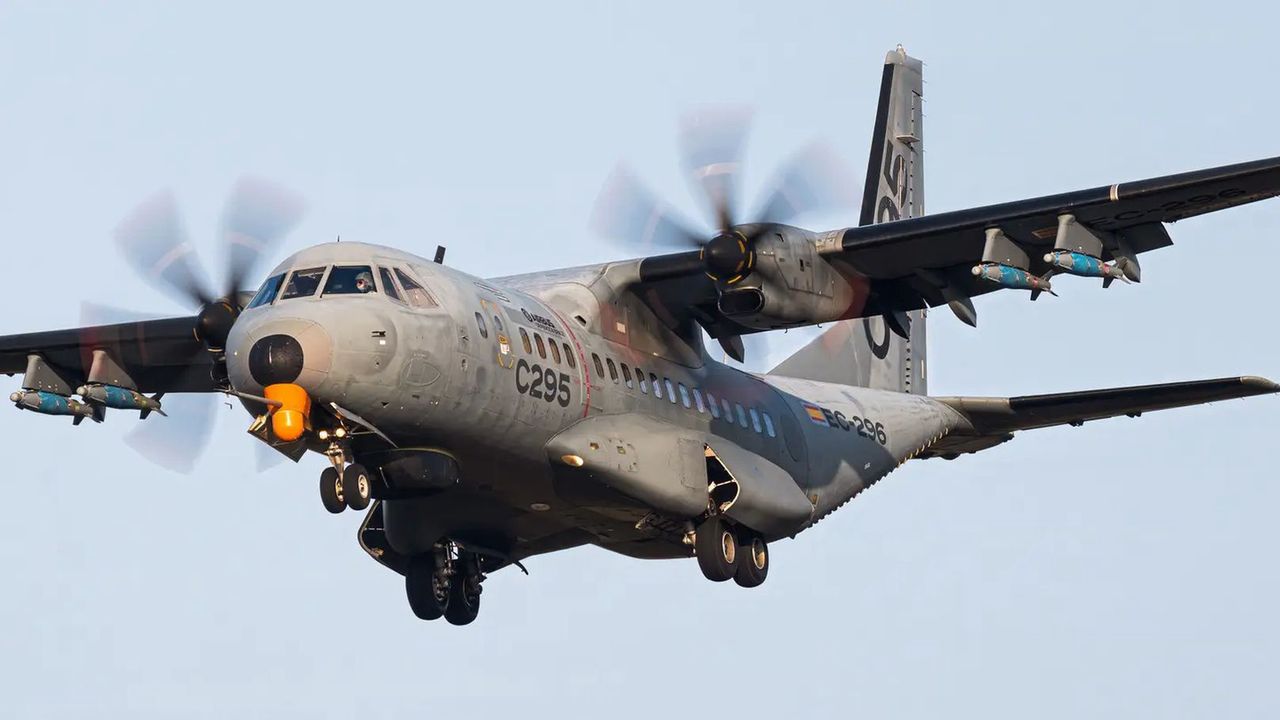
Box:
1, 2, 1277, 717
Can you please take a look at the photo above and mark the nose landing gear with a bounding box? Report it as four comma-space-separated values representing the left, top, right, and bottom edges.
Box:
405, 541, 485, 625
316, 437, 372, 513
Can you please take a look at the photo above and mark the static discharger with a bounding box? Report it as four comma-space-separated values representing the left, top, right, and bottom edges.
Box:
1044, 250, 1130, 287
265, 383, 311, 442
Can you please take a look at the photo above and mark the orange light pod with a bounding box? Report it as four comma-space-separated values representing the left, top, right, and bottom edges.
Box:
265, 383, 311, 442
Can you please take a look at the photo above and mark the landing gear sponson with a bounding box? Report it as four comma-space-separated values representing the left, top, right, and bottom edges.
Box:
405, 540, 484, 626
694, 516, 769, 589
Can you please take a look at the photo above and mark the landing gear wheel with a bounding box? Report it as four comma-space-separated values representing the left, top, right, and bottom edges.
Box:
319, 467, 345, 514
343, 463, 372, 511
444, 552, 482, 626
695, 516, 739, 582
733, 533, 769, 588
406, 554, 450, 621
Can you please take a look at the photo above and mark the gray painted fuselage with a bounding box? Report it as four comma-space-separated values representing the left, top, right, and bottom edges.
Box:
225, 241, 964, 564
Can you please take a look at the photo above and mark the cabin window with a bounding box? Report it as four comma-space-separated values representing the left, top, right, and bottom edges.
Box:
637, 369, 649, 394
606, 358, 619, 383
491, 313, 505, 334
324, 265, 377, 295
621, 364, 633, 388
650, 373, 662, 399
520, 328, 533, 354
749, 408, 762, 433
678, 383, 691, 408
705, 392, 720, 418
762, 412, 776, 438
248, 273, 285, 308
693, 388, 706, 413
474, 312, 489, 339
534, 334, 547, 359
593, 354, 605, 378
722, 398, 733, 419
378, 267, 404, 303
281, 267, 325, 299
548, 340, 562, 365
735, 403, 749, 427
394, 268, 437, 307
562, 343, 576, 368
665, 379, 677, 404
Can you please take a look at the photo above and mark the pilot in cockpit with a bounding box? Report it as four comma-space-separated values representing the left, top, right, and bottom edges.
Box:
354, 271, 374, 293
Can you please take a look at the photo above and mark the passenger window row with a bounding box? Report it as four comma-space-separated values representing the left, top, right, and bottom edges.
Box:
506, 326, 576, 370
589, 353, 777, 438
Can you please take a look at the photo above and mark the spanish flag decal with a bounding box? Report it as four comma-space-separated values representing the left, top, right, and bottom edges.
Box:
803, 404, 828, 426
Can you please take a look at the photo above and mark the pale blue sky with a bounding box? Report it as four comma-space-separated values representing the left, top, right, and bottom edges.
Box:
1, 2, 1277, 717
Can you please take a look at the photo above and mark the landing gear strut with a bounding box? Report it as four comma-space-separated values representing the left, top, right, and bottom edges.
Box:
694, 516, 769, 588
316, 438, 372, 513
405, 541, 485, 625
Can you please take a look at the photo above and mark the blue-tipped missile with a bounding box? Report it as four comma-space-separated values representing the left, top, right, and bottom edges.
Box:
1043, 250, 1130, 287
76, 384, 166, 417
971, 262, 1056, 298
10, 389, 98, 422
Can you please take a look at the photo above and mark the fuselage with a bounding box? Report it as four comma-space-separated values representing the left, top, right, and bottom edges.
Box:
225, 242, 962, 562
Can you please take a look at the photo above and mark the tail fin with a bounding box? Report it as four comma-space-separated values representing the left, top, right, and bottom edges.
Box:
770, 47, 927, 394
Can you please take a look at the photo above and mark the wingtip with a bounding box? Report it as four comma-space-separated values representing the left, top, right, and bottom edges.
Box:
1238, 376, 1280, 393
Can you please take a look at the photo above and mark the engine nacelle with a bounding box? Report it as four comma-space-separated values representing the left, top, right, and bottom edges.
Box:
717, 227, 864, 331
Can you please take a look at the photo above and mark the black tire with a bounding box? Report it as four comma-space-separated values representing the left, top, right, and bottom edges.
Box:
319, 467, 345, 514
444, 552, 482, 626
406, 554, 449, 621
343, 463, 372, 511
733, 533, 769, 588
695, 516, 738, 582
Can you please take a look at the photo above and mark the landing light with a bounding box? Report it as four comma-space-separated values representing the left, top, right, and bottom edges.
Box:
560, 454, 584, 467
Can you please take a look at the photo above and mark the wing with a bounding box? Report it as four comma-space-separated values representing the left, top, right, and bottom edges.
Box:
925, 376, 1279, 457
834, 155, 1280, 315
0, 315, 216, 393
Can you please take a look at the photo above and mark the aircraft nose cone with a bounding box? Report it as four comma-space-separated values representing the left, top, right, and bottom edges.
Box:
248, 333, 305, 386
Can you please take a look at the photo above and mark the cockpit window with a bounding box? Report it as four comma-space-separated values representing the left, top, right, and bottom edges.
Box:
324, 265, 377, 295
394, 268, 437, 308
247, 273, 285, 309
281, 267, 326, 299
378, 267, 404, 303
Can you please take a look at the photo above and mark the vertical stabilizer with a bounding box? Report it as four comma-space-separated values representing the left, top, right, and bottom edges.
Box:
770, 47, 928, 394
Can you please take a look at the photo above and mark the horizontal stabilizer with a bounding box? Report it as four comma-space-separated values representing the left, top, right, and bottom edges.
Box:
926, 376, 1278, 457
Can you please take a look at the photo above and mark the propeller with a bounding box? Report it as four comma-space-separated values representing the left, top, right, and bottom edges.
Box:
592, 106, 854, 284
115, 177, 305, 352
89, 178, 305, 474
591, 107, 855, 359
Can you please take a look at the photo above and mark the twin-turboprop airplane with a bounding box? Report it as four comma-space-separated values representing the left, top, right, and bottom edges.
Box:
3, 48, 1279, 625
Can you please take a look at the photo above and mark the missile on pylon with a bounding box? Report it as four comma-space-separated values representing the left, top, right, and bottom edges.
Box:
9, 389, 99, 423
76, 384, 166, 417
971, 262, 1056, 299
1044, 250, 1130, 288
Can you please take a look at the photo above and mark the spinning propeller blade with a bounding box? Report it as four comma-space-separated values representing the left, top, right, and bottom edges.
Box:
114, 192, 216, 310
96, 179, 305, 473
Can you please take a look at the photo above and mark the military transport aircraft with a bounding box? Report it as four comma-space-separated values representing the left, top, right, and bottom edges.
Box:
3, 47, 1279, 625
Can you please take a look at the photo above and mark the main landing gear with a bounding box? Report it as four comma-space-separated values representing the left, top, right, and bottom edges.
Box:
317, 439, 372, 514
694, 516, 769, 588
405, 541, 485, 625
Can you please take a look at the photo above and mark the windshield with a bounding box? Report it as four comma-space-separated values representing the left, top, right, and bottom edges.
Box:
281, 267, 326, 299
247, 273, 285, 309
323, 265, 377, 295
394, 268, 436, 307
